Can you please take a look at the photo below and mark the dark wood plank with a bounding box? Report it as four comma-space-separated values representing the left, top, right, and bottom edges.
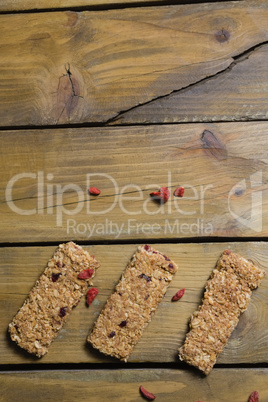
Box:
0, 243, 267, 364
0, 123, 268, 242
0, 368, 267, 402
112, 43, 268, 124
0, 1, 268, 126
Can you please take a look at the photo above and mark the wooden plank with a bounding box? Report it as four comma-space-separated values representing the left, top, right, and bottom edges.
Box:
112, 43, 268, 125
0, 368, 267, 402
0, 123, 268, 242
0, 0, 231, 12
0, 242, 267, 364
0, 1, 268, 126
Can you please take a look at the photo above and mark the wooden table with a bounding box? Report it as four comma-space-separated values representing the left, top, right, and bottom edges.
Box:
0, 0, 267, 400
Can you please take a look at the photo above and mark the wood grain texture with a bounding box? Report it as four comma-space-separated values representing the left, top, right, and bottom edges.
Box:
0, 123, 268, 242
113, 43, 268, 124
0, 242, 267, 364
0, 1, 268, 126
0, 0, 231, 12
1, 368, 267, 402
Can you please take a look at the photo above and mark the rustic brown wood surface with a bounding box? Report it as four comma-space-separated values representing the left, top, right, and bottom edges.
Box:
1, 0, 268, 401
1, 243, 267, 365
113, 43, 268, 124
1, 368, 267, 402
0, 0, 241, 12
0, 1, 268, 126
1, 122, 267, 242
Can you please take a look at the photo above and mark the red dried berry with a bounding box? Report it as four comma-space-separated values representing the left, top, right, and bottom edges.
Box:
174, 186, 184, 197
108, 331, 116, 338
88, 187, 101, 195
86, 287, 99, 306
144, 244, 151, 251
59, 307, 67, 318
172, 288, 185, 301
119, 320, 127, 328
77, 268, 94, 280
150, 187, 170, 203
248, 391, 259, 402
140, 385, 156, 400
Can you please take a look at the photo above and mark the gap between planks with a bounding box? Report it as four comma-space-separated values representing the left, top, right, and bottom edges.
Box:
1, 236, 268, 248
0, 0, 237, 15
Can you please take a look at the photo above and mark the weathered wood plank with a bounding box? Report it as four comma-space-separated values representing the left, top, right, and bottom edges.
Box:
1, 368, 267, 402
112, 43, 268, 124
0, 123, 268, 242
0, 1, 268, 126
0, 0, 230, 12
0, 243, 267, 364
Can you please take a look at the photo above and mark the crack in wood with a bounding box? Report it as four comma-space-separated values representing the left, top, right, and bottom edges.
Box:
107, 40, 268, 125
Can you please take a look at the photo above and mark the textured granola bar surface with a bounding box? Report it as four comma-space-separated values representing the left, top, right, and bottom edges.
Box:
88, 244, 178, 361
178, 250, 265, 375
9, 242, 100, 357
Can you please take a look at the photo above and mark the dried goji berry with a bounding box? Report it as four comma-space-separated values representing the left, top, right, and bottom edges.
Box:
248, 391, 259, 402
174, 186, 184, 197
150, 187, 170, 203
140, 385, 156, 400
88, 187, 101, 195
77, 268, 94, 280
86, 287, 99, 306
172, 288, 185, 301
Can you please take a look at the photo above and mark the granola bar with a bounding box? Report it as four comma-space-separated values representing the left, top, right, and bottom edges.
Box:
178, 250, 265, 375
88, 244, 178, 361
9, 242, 100, 357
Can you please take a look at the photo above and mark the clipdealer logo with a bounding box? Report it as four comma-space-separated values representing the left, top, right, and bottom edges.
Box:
5, 171, 215, 237
228, 171, 263, 233
5, 170, 265, 236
